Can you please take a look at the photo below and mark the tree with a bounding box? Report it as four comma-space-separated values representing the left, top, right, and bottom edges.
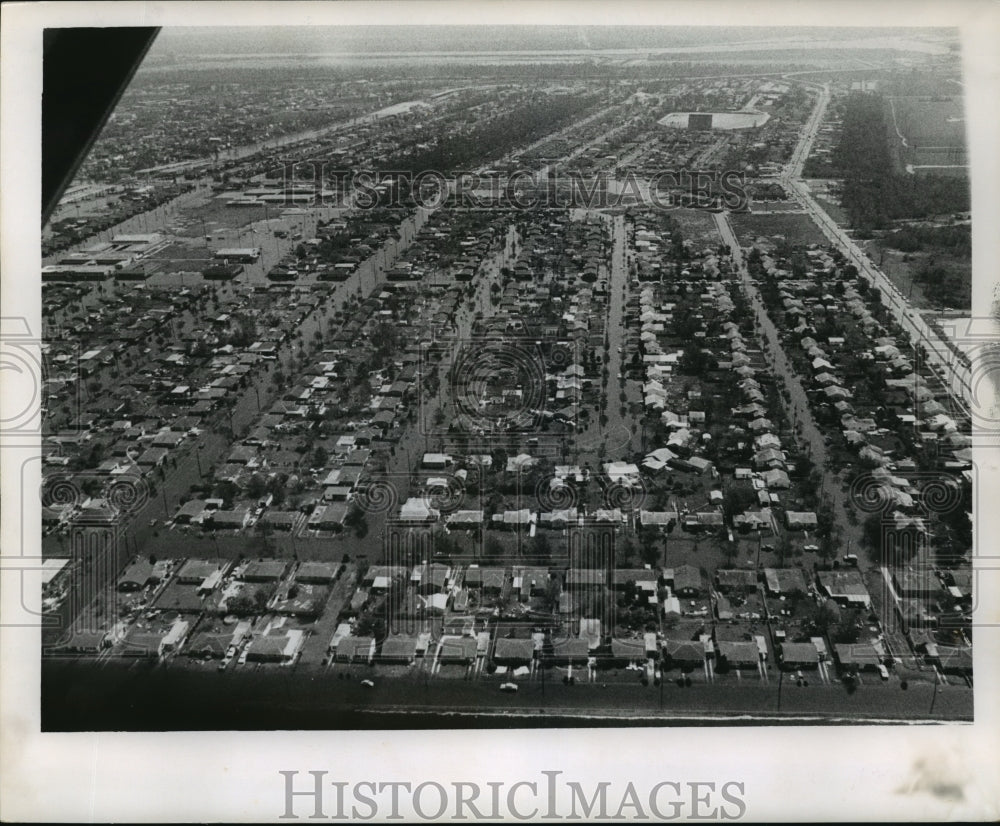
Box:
435, 532, 462, 560
862, 513, 886, 564
311, 446, 329, 468
775, 532, 793, 566
723, 540, 740, 565
344, 504, 368, 539
356, 614, 387, 642
531, 533, 551, 558
679, 342, 710, 375
618, 537, 637, 568
807, 601, 840, 635
246, 473, 267, 499
80, 476, 103, 498
213, 479, 239, 507
266, 474, 287, 507
543, 577, 561, 611
724, 484, 757, 520
816, 504, 835, 539
638, 528, 660, 566
793, 451, 815, 481
484, 537, 504, 559
252, 586, 270, 608
832, 615, 860, 644
818, 532, 837, 564
226, 594, 257, 617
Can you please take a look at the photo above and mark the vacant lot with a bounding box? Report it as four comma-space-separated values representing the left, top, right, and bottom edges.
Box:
671, 208, 722, 247
730, 212, 828, 247
861, 240, 970, 311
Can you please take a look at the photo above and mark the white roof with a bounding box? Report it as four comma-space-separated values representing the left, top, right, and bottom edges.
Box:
506, 454, 537, 471
422, 453, 451, 464
647, 447, 678, 463
424, 593, 449, 611
399, 498, 438, 521
215, 247, 260, 256
604, 462, 640, 480
161, 619, 190, 648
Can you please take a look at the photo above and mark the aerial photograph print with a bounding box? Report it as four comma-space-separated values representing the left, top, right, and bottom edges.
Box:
33, 18, 985, 734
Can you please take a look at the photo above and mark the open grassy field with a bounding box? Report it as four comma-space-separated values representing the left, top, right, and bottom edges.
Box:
887, 96, 968, 177
730, 211, 828, 247
861, 240, 970, 311
890, 97, 966, 148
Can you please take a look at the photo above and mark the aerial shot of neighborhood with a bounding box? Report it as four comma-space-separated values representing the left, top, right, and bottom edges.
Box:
39, 24, 976, 729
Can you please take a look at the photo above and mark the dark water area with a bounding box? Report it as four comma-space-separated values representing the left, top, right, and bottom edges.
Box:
42, 658, 971, 731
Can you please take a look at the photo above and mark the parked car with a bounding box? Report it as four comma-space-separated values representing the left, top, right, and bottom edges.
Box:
499, 682, 518, 693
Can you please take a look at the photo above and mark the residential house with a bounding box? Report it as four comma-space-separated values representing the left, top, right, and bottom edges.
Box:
671, 565, 704, 598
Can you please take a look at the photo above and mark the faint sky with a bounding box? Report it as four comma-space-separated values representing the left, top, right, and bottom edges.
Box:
149, 25, 956, 59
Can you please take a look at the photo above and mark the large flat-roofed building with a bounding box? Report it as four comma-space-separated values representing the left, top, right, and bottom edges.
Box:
111, 233, 162, 247
213, 248, 261, 263
659, 111, 770, 130
202, 263, 243, 280
42, 264, 115, 281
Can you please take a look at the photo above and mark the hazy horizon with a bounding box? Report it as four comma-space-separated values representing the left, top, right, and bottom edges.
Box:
147, 25, 957, 59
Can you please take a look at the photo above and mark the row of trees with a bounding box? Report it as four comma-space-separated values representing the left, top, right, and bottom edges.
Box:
885, 223, 971, 257
379, 94, 600, 176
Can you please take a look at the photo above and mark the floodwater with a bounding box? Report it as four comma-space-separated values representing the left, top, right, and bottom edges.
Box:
42, 657, 971, 731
